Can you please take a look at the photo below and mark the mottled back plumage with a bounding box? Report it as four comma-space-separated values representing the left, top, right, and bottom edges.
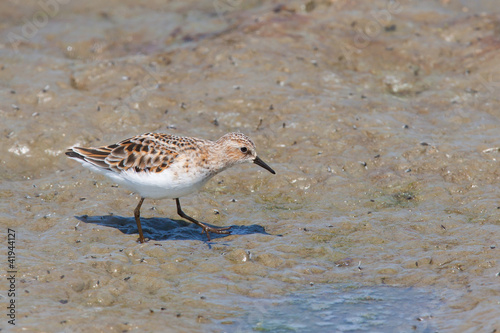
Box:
67, 133, 208, 174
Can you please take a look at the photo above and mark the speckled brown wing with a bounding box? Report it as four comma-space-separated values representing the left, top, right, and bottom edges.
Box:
105, 133, 183, 173
67, 133, 198, 174
65, 145, 112, 169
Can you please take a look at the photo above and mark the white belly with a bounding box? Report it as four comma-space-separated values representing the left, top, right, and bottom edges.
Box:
80, 162, 214, 199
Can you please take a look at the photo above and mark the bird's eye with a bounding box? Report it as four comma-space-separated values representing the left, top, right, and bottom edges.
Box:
240, 147, 248, 153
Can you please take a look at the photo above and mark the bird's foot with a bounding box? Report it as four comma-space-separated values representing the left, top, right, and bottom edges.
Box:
201, 225, 231, 241
136, 236, 149, 243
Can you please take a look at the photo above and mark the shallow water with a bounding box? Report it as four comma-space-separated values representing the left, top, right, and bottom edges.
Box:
1, 0, 500, 332
217, 285, 439, 332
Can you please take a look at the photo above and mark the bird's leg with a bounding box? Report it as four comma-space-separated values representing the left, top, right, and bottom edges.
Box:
134, 197, 146, 243
175, 198, 231, 241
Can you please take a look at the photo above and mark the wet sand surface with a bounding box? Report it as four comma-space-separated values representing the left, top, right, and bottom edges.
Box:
1, 0, 499, 331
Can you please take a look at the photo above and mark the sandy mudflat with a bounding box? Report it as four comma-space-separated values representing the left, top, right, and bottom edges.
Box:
0, 0, 499, 332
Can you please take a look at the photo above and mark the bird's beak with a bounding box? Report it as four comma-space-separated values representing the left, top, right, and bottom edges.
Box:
253, 156, 276, 174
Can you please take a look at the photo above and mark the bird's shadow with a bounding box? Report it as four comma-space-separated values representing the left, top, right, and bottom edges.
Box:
75, 215, 269, 242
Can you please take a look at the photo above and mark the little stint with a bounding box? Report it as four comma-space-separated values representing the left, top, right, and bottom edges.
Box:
66, 132, 275, 243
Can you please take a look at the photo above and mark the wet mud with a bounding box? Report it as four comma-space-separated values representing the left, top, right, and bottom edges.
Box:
0, 0, 499, 332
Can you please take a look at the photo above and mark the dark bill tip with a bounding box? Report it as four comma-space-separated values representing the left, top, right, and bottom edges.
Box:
254, 156, 276, 174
